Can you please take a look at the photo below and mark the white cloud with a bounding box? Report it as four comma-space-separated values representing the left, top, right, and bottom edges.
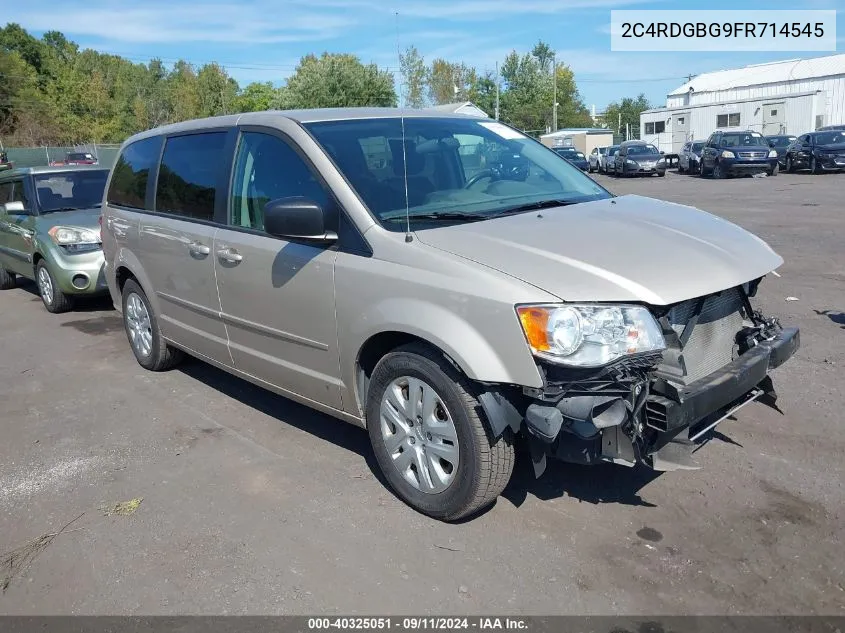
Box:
396, 0, 656, 19
3, 1, 355, 44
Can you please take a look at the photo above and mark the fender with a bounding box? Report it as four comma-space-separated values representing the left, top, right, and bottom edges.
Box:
111, 246, 162, 318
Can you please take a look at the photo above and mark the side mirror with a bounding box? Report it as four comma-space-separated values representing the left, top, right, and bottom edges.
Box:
3, 201, 27, 214
263, 197, 337, 243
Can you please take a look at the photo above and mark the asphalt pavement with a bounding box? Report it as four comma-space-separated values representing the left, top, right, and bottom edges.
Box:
0, 169, 843, 615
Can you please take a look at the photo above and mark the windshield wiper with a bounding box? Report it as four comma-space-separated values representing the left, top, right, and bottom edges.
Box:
490, 199, 579, 217
41, 206, 87, 213
385, 212, 488, 223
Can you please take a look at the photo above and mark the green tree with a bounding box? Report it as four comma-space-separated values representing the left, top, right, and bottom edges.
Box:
235, 82, 278, 112
285, 53, 396, 108
602, 93, 651, 133
428, 59, 475, 105
399, 45, 427, 108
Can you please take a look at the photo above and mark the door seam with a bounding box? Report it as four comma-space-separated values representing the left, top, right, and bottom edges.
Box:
211, 227, 235, 366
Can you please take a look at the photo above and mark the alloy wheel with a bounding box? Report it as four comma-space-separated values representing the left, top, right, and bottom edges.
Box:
379, 376, 460, 494
125, 292, 153, 358
37, 266, 54, 306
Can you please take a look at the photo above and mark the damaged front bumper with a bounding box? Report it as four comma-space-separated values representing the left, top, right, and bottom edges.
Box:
479, 295, 800, 476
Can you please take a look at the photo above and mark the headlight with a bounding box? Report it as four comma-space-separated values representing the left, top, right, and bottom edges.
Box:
657, 157, 666, 165
626, 159, 638, 166
516, 304, 666, 367
768, 150, 778, 158
48, 226, 101, 252
720, 150, 735, 159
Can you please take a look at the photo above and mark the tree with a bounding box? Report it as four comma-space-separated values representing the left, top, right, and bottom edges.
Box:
467, 72, 497, 119
428, 59, 475, 105
399, 45, 427, 108
603, 93, 651, 133
285, 53, 396, 108
235, 82, 278, 112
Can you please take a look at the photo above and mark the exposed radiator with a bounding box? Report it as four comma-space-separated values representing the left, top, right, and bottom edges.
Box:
661, 288, 747, 384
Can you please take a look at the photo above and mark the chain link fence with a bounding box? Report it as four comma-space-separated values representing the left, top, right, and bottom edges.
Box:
1, 144, 121, 169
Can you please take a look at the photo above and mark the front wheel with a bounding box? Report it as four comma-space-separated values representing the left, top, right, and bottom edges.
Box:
785, 155, 795, 173
121, 279, 184, 371
366, 343, 515, 521
713, 162, 727, 179
810, 156, 821, 175
36, 261, 73, 313
0, 268, 15, 290
768, 164, 779, 177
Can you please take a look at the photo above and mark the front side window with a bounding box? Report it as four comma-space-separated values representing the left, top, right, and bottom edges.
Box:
155, 132, 227, 221
304, 117, 610, 232
107, 137, 162, 210
35, 170, 109, 213
0, 180, 31, 210
230, 131, 332, 231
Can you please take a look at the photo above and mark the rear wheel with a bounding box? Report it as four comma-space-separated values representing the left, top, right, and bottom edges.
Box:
121, 279, 184, 371
0, 268, 15, 290
36, 261, 73, 313
366, 343, 515, 521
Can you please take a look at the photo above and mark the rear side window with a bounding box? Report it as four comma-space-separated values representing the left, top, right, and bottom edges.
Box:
107, 137, 162, 210
155, 132, 227, 221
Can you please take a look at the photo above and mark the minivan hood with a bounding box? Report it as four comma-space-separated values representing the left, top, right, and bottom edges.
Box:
414, 195, 783, 306
37, 206, 101, 232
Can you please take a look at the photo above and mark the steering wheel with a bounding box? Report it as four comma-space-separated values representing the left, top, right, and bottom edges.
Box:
464, 169, 495, 189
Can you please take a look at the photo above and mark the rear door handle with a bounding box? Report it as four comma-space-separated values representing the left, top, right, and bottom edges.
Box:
217, 246, 243, 263
188, 241, 210, 256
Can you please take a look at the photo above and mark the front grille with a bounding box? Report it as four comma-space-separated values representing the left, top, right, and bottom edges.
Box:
662, 288, 746, 384
738, 151, 767, 159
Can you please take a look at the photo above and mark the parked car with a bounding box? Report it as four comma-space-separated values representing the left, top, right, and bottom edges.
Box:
0, 166, 110, 312
588, 146, 608, 173
678, 140, 706, 174
784, 130, 845, 174
600, 145, 619, 173
50, 152, 99, 167
612, 140, 666, 177
765, 135, 797, 168
553, 147, 589, 171
0, 151, 13, 172
101, 109, 799, 521
700, 130, 779, 178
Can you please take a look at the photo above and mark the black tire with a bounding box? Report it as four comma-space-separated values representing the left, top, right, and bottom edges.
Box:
657, 171, 665, 177
678, 163, 685, 174
810, 156, 821, 175
768, 164, 778, 177
0, 268, 15, 290
366, 343, 515, 522
121, 278, 184, 371
36, 260, 73, 313
785, 155, 794, 173
700, 161, 709, 178
713, 162, 727, 179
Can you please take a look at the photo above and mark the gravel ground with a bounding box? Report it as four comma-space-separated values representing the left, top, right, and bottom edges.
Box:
0, 169, 843, 616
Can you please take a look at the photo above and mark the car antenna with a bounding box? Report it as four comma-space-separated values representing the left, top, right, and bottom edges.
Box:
395, 9, 413, 243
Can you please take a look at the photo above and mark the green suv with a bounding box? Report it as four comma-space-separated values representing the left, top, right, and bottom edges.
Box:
0, 166, 110, 312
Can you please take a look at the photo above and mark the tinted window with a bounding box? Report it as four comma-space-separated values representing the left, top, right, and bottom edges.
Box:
305, 117, 609, 231
0, 181, 13, 205
34, 170, 108, 213
692, 142, 705, 151
155, 132, 227, 221
107, 137, 162, 210
0, 180, 30, 209
230, 131, 332, 231
815, 132, 845, 145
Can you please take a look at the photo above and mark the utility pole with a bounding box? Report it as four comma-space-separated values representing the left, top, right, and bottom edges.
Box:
552, 54, 558, 132
618, 111, 622, 134
685, 73, 695, 83
495, 61, 500, 121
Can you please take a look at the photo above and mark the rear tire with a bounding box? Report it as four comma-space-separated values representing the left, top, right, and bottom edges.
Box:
366, 343, 515, 522
0, 268, 15, 290
36, 261, 73, 313
121, 279, 184, 371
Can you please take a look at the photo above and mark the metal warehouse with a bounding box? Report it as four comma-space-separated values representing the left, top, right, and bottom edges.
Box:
640, 53, 845, 154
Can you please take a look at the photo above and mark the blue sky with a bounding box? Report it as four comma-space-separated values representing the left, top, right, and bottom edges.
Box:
4, 0, 844, 111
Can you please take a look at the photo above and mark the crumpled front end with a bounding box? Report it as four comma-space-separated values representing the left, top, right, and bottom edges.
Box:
480, 279, 799, 474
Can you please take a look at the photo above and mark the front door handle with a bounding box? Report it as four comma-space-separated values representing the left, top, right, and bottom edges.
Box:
188, 241, 210, 256
217, 246, 243, 263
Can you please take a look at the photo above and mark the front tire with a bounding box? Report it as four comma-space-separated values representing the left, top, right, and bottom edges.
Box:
785, 155, 795, 173
810, 156, 821, 175
121, 279, 184, 371
366, 343, 515, 521
713, 162, 726, 179
0, 268, 15, 290
768, 164, 779, 177
36, 261, 73, 313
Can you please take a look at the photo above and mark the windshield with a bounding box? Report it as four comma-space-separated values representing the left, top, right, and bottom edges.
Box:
35, 170, 109, 212
626, 145, 660, 156
815, 131, 845, 145
720, 132, 766, 147
304, 117, 611, 230
691, 142, 705, 152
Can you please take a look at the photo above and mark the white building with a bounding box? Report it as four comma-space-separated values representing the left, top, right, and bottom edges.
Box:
539, 128, 615, 155
640, 53, 845, 154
